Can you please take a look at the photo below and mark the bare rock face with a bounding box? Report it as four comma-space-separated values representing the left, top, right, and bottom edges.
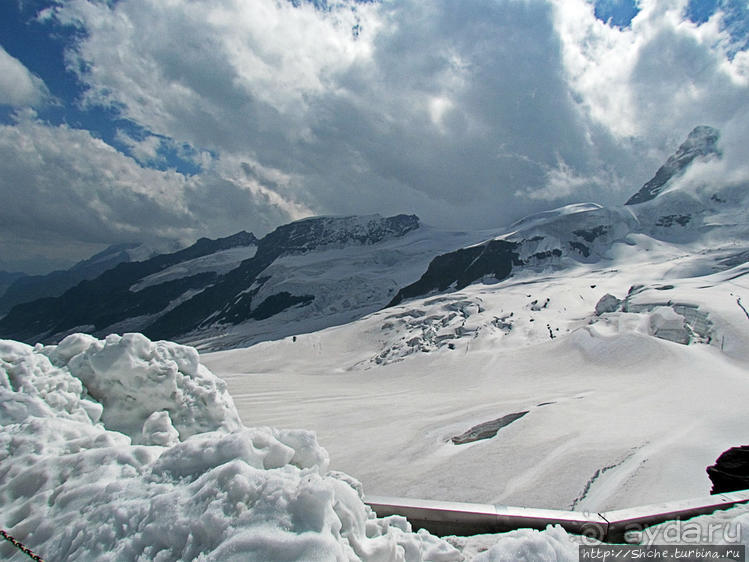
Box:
707, 446, 749, 494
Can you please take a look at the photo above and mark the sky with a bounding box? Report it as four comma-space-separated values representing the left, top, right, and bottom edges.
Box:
1, 0, 748, 274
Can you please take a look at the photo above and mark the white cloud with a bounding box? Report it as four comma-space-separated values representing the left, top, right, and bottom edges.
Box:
54, 0, 378, 146
0, 114, 308, 267
552, 0, 749, 142
0, 45, 50, 107
4, 0, 743, 268
51, 0, 638, 227
114, 129, 164, 165
519, 156, 625, 202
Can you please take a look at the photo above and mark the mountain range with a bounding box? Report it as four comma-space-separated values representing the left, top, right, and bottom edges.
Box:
2, 124, 749, 515
1, 125, 745, 354
196, 124, 749, 510
0, 242, 163, 314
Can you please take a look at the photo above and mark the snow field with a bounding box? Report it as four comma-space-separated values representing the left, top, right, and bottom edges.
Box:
0, 334, 461, 561
3, 323, 749, 560
204, 244, 749, 512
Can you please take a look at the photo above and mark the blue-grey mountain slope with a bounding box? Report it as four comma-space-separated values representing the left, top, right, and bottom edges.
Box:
0, 231, 258, 343
0, 243, 156, 314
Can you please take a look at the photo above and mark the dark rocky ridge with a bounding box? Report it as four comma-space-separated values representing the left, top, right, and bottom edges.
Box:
148, 214, 420, 339
386, 232, 573, 308
388, 240, 521, 307
0, 243, 143, 314
0, 271, 27, 300
0, 231, 258, 343
0, 215, 419, 344
625, 125, 721, 205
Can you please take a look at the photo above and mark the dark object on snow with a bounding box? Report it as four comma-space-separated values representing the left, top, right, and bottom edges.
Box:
451, 411, 528, 445
707, 446, 749, 494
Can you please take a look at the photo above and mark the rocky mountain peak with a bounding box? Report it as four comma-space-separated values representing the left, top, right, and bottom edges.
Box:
625, 125, 721, 206
255, 214, 420, 261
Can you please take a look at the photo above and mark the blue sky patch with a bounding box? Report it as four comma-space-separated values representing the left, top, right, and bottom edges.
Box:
0, 0, 202, 175
594, 0, 640, 29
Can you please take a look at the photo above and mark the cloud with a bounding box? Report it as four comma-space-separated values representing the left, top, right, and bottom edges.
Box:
552, 0, 749, 142
0, 44, 50, 106
114, 129, 165, 165
519, 156, 627, 202
550, 0, 749, 207
50, 0, 653, 228
0, 113, 308, 269
4, 0, 744, 272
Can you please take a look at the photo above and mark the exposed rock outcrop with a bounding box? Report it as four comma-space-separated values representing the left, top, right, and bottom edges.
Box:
707, 446, 749, 494
625, 125, 720, 205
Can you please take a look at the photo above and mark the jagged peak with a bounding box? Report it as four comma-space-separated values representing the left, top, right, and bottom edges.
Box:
256, 214, 420, 259
625, 125, 721, 206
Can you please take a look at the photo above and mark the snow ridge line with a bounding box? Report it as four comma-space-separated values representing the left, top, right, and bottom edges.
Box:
365, 490, 749, 542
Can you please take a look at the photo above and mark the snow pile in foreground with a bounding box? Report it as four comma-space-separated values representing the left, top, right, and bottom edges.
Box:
448, 525, 580, 561
0, 333, 461, 561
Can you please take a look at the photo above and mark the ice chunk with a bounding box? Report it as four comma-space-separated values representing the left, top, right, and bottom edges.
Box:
648, 306, 690, 345
594, 293, 622, 315
141, 410, 180, 447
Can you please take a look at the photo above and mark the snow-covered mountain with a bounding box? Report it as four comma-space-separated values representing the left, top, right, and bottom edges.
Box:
388, 126, 747, 308
0, 231, 258, 343
198, 125, 749, 512
0, 214, 493, 348
3, 126, 747, 357
625, 125, 721, 205
0, 242, 162, 314
145, 214, 429, 345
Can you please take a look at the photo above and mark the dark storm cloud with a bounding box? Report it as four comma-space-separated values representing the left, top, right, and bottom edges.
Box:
1, 0, 748, 271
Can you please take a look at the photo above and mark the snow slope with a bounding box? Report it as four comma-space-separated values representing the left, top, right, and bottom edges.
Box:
204, 235, 749, 511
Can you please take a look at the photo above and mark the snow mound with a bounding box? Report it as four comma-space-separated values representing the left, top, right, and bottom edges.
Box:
469, 525, 579, 561
44, 332, 243, 443
0, 333, 460, 561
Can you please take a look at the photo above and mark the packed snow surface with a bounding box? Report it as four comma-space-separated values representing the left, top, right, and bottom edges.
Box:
3, 329, 749, 561
0, 334, 463, 561
204, 236, 749, 512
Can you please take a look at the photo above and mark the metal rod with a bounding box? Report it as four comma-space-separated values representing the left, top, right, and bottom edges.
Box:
364, 490, 749, 542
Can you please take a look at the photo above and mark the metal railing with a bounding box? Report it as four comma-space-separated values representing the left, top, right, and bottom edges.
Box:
365, 490, 749, 542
